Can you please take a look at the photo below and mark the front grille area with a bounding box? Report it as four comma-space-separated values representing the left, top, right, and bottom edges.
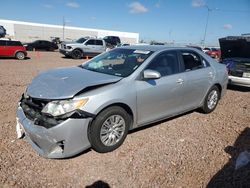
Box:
20, 97, 63, 129
61, 44, 66, 49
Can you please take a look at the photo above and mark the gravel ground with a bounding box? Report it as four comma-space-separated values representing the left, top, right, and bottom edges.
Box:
0, 52, 249, 188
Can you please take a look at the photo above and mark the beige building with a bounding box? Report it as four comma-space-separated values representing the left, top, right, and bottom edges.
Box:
0, 19, 139, 44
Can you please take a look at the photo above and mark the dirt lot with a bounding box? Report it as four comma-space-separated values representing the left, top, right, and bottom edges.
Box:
0, 51, 249, 188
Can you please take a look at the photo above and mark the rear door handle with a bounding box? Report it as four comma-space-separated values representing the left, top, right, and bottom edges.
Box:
176, 78, 184, 84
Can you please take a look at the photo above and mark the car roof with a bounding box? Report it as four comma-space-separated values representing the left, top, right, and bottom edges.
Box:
0, 38, 20, 42
119, 45, 201, 52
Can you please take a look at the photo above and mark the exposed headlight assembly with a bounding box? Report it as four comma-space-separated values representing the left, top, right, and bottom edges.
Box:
42, 99, 88, 117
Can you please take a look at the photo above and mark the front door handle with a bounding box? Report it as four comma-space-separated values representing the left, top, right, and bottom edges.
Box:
176, 78, 184, 84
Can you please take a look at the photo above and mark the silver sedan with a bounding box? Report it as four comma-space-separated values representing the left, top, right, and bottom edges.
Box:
16, 46, 228, 158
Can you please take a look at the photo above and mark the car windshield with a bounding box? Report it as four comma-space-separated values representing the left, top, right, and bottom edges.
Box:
76, 38, 87, 43
81, 48, 153, 77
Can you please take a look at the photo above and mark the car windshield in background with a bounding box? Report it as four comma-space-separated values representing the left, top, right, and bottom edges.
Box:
81, 48, 153, 77
76, 38, 87, 43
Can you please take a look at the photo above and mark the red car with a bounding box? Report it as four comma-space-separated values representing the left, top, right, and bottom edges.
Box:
206, 48, 221, 59
0, 40, 27, 60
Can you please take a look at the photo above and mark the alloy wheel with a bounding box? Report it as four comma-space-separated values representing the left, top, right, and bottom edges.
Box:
100, 115, 126, 146
207, 90, 218, 110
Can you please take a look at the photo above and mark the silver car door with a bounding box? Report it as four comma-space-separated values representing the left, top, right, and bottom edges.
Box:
95, 40, 105, 53
180, 50, 214, 110
84, 39, 96, 54
136, 50, 186, 126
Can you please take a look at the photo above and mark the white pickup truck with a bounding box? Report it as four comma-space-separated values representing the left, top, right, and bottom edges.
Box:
60, 38, 106, 59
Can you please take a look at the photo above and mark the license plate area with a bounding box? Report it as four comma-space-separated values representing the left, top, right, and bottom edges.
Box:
243, 72, 250, 78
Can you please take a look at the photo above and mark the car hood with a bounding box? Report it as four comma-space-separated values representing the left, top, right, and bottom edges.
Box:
62, 41, 78, 45
26, 66, 122, 100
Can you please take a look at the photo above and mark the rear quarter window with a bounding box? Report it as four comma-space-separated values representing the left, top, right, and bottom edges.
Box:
96, 40, 103, 46
6, 41, 23, 46
0, 40, 6, 46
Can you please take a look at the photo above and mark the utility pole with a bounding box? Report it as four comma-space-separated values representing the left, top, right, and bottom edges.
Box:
169, 29, 172, 43
62, 16, 65, 41
203, 5, 212, 47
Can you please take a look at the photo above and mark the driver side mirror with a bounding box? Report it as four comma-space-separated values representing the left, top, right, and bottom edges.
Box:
143, 69, 161, 79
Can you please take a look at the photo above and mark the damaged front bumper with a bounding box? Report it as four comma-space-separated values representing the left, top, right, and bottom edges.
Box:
16, 103, 93, 158
59, 49, 73, 57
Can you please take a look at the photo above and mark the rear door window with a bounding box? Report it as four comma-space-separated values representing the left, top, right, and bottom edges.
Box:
181, 51, 206, 71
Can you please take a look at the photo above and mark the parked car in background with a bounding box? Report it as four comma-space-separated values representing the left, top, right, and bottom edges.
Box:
60, 38, 106, 59
219, 36, 250, 87
203, 47, 211, 53
103, 36, 121, 47
116, 43, 130, 47
205, 48, 221, 59
16, 45, 228, 158
151, 42, 165, 45
51, 37, 61, 45
0, 39, 27, 60
24, 40, 58, 51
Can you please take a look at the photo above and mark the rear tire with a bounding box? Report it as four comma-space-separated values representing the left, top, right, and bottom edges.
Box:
201, 85, 220, 114
88, 106, 131, 153
15, 51, 25, 60
72, 49, 83, 59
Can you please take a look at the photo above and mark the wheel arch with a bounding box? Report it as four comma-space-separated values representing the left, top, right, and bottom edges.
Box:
14, 50, 26, 58
90, 102, 135, 130
199, 83, 222, 108
214, 83, 222, 99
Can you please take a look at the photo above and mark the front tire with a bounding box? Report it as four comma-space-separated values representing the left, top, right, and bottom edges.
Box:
15, 51, 25, 60
201, 85, 220, 114
88, 106, 131, 153
71, 49, 83, 59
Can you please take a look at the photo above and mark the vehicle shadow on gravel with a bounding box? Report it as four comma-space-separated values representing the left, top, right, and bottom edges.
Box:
207, 127, 250, 188
227, 85, 250, 92
0, 57, 30, 60
85, 180, 110, 188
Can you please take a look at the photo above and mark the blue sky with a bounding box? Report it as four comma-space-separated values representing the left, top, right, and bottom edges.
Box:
1, 0, 250, 46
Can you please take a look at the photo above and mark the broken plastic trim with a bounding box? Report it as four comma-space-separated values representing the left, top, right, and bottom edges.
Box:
53, 109, 95, 120
21, 98, 95, 129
